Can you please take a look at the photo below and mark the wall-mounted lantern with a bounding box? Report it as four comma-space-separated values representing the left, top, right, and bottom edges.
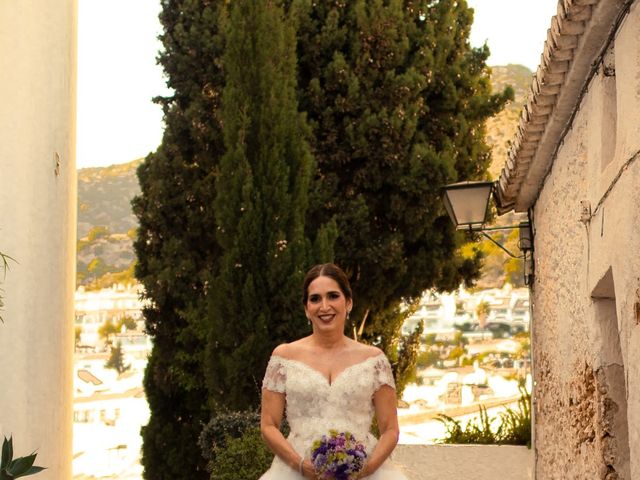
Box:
442, 181, 534, 285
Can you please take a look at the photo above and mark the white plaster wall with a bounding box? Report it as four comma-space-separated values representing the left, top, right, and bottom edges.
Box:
531, 4, 640, 477
0, 1, 77, 478
392, 445, 532, 480
613, 0, 640, 163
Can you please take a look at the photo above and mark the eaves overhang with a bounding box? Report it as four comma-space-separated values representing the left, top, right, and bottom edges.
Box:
495, 0, 635, 215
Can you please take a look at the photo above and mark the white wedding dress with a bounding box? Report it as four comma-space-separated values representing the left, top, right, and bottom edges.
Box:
259, 353, 409, 479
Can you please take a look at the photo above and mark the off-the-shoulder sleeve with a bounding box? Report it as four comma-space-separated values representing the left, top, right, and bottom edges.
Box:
262, 356, 287, 393
373, 354, 396, 392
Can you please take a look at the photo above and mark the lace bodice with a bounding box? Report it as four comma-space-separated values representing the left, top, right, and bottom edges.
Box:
262, 353, 395, 455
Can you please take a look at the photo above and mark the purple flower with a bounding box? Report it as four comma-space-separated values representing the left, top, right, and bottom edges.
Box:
310, 430, 367, 480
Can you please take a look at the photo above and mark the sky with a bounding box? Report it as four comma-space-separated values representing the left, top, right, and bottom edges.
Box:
76, 0, 559, 169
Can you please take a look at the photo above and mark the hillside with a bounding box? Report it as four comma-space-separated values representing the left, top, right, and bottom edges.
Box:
78, 159, 142, 238
479, 64, 533, 288
76, 159, 142, 288
485, 64, 532, 178
76, 64, 533, 290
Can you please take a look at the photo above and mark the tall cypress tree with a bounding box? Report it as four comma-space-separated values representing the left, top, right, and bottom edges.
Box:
292, 0, 512, 388
132, 2, 225, 479
205, 0, 331, 412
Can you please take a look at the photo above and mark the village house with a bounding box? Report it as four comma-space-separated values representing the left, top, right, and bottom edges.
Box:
495, 0, 640, 477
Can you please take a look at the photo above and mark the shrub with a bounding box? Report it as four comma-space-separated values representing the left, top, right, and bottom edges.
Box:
437, 381, 531, 447
437, 405, 498, 444
208, 428, 273, 480
498, 383, 531, 447
199, 410, 260, 468
199, 410, 288, 473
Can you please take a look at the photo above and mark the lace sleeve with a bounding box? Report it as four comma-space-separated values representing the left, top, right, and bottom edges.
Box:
373, 354, 396, 392
262, 355, 287, 393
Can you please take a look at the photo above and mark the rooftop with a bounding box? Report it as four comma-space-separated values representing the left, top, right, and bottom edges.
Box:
495, 0, 633, 213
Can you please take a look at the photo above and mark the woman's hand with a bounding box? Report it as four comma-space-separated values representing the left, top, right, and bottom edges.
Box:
300, 458, 317, 479
355, 465, 371, 479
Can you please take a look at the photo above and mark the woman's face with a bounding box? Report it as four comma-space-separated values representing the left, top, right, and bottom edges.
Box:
304, 275, 352, 332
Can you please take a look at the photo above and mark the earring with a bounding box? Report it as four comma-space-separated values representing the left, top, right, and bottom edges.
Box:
346, 310, 351, 321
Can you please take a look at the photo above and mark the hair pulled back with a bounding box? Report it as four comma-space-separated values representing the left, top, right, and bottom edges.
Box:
302, 263, 353, 305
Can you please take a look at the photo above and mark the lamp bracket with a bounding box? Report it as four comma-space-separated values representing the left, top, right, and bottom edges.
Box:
475, 225, 525, 232
479, 232, 523, 259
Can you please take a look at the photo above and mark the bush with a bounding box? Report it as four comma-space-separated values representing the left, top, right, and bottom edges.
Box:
199, 410, 260, 467
437, 405, 498, 444
498, 383, 531, 447
199, 410, 288, 473
437, 381, 531, 447
208, 428, 273, 480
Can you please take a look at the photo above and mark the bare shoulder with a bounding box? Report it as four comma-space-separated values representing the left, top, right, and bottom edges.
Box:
352, 341, 384, 360
272, 337, 310, 359
271, 343, 288, 358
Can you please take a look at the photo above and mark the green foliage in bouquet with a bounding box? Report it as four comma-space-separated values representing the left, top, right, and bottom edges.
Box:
437, 381, 531, 447
1, 437, 45, 479
208, 429, 272, 480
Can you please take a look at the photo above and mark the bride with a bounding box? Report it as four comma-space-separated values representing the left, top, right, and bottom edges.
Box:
259, 263, 409, 479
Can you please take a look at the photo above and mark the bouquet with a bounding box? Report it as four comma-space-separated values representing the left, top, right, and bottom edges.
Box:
310, 430, 367, 480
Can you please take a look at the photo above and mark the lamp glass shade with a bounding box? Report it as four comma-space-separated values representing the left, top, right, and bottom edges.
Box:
442, 181, 494, 230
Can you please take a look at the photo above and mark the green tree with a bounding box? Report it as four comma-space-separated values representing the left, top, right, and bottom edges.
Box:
131, 1, 227, 478
117, 315, 137, 331
74, 326, 82, 347
416, 347, 441, 369
293, 0, 512, 387
393, 318, 424, 397
98, 319, 118, 343
476, 300, 490, 329
447, 345, 466, 364
105, 341, 130, 375
205, 0, 334, 413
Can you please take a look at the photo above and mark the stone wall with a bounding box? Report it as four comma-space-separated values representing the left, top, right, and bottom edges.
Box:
531, 2, 640, 478
392, 444, 532, 480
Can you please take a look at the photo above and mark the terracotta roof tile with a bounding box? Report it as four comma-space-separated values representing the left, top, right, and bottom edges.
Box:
495, 0, 633, 213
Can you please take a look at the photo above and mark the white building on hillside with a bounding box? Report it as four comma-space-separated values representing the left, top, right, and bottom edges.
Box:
75, 284, 148, 349
73, 352, 149, 479
402, 285, 530, 336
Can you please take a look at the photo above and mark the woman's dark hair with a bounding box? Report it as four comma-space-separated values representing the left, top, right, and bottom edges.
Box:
302, 263, 353, 305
